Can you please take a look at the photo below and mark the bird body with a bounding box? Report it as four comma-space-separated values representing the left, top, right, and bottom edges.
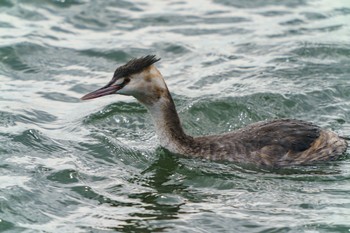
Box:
82, 55, 348, 167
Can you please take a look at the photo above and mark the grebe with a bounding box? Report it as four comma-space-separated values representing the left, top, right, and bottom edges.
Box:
81, 55, 348, 167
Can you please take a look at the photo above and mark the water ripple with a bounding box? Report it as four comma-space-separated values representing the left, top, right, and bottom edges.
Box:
1, 0, 350, 232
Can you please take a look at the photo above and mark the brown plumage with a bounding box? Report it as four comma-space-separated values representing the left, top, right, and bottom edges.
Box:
81, 55, 348, 167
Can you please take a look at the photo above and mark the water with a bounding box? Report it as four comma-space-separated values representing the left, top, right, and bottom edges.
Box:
1, 0, 350, 232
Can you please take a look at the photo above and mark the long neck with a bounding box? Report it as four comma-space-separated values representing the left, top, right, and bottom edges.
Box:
144, 90, 193, 153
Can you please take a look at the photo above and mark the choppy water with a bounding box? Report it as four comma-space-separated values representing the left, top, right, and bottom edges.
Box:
1, 0, 350, 232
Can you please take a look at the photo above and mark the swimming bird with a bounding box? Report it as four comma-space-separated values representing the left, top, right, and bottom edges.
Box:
81, 55, 348, 167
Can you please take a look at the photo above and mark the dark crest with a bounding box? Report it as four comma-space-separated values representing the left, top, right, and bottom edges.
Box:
103, 55, 160, 88
115, 55, 160, 78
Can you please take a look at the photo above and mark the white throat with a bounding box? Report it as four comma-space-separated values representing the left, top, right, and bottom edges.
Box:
145, 97, 182, 153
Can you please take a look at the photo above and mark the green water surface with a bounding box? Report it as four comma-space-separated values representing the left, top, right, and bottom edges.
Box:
1, 0, 350, 232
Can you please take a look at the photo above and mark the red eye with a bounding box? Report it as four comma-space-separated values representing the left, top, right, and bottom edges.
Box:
124, 77, 130, 84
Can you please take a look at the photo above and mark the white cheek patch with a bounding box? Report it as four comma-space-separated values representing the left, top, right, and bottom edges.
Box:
114, 78, 124, 85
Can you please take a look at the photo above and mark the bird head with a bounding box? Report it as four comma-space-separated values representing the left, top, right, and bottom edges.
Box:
81, 55, 168, 105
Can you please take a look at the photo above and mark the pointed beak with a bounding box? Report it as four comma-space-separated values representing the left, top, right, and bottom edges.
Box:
81, 84, 123, 100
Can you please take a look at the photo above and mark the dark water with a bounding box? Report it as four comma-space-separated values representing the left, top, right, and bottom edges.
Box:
1, 0, 350, 232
